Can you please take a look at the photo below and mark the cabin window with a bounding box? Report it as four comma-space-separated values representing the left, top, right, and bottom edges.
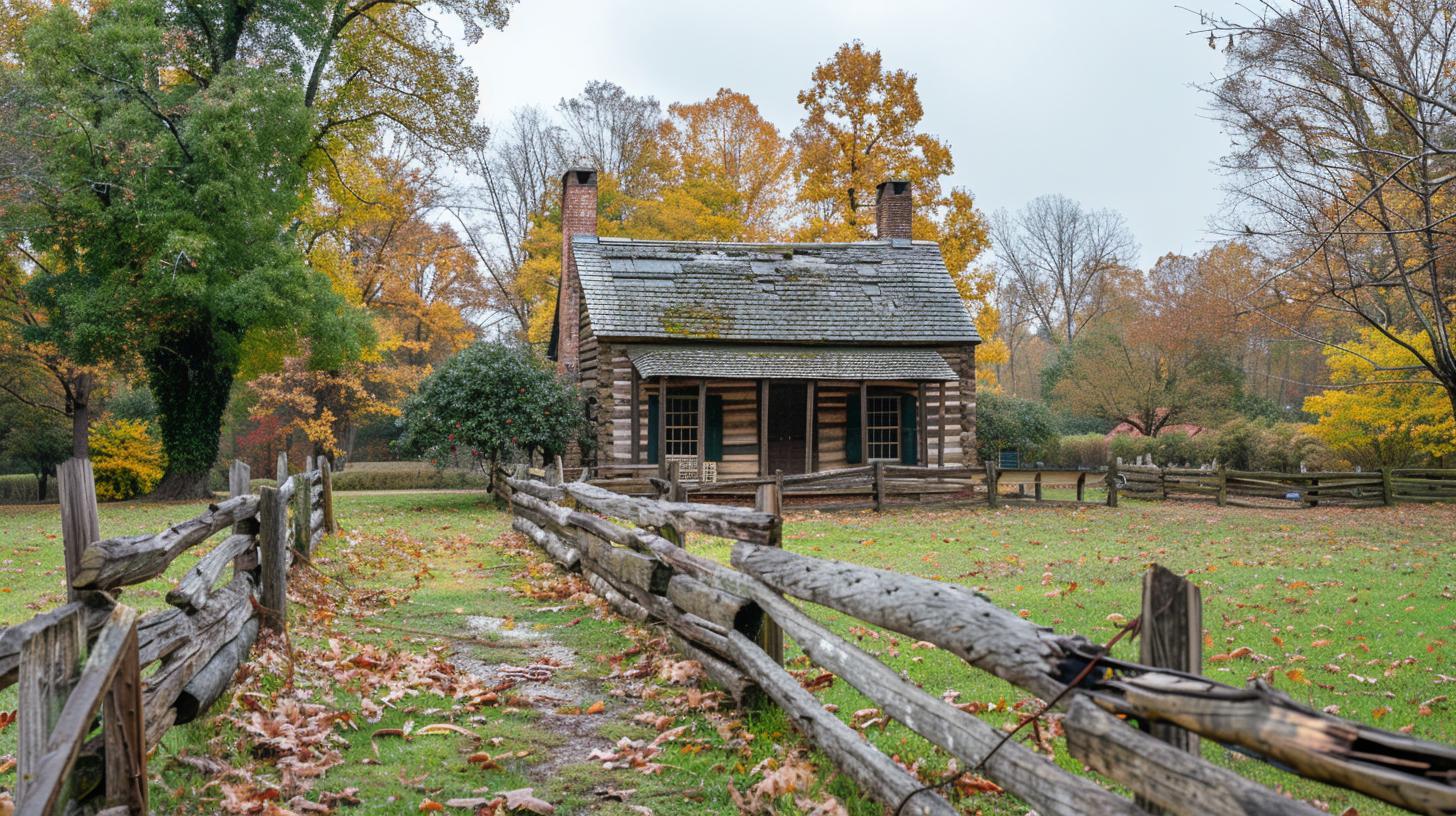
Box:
866, 395, 900, 461
664, 395, 699, 457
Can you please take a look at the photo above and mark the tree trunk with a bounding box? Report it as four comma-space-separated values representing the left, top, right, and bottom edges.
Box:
36, 471, 49, 502
146, 324, 237, 500
70, 372, 93, 459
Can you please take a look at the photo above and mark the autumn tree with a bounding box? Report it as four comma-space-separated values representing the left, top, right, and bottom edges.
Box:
248, 346, 414, 463
1202, 1, 1456, 423
5, 0, 512, 497
1304, 327, 1456, 467
793, 41, 998, 377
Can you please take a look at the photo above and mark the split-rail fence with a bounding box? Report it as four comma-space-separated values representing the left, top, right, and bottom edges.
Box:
3, 453, 334, 815
495, 465, 1456, 816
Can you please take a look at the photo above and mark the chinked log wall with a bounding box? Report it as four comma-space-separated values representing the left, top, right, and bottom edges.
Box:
3, 453, 334, 816
497, 467, 1456, 816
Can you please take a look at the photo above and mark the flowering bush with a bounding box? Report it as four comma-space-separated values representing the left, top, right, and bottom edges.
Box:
90, 418, 167, 500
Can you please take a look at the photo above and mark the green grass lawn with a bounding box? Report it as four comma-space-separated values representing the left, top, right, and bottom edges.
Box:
0, 493, 1451, 814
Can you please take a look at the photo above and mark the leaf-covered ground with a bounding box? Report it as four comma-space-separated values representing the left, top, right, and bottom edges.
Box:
0, 492, 1451, 815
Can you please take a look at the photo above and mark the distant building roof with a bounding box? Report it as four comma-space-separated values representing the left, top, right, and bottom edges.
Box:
627, 344, 959, 381
571, 237, 980, 345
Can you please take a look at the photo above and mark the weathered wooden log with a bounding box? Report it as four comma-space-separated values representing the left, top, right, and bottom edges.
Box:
17, 605, 138, 816
505, 477, 566, 503
309, 508, 324, 534
141, 587, 257, 747
1065, 696, 1321, 816
583, 570, 648, 622
1100, 673, 1456, 815
137, 572, 256, 668
666, 632, 758, 705
724, 631, 959, 816
735, 543, 1456, 815
165, 534, 255, 612
175, 616, 259, 724
510, 491, 576, 537
72, 495, 261, 590
579, 531, 670, 595
733, 542, 1067, 700
0, 593, 115, 692
257, 487, 287, 634
665, 574, 760, 637
739, 577, 1140, 816
563, 481, 779, 544
510, 516, 580, 571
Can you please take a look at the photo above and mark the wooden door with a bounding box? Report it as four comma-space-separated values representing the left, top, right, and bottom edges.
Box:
766, 383, 807, 475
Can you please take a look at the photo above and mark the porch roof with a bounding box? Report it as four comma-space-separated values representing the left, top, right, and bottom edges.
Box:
626, 344, 959, 381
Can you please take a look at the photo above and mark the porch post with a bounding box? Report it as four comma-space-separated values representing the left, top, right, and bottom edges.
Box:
758, 379, 769, 477
918, 382, 928, 466
937, 382, 947, 466
804, 380, 815, 474
696, 379, 707, 477
630, 367, 640, 464
858, 381, 869, 464
657, 375, 669, 478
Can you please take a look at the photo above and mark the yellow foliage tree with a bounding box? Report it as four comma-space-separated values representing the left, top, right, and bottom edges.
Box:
89, 418, 166, 501
794, 42, 996, 380
1303, 328, 1456, 467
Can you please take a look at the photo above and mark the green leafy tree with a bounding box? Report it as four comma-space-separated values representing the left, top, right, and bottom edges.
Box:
975, 392, 1057, 464
6, 0, 511, 497
396, 342, 586, 474
0, 400, 70, 500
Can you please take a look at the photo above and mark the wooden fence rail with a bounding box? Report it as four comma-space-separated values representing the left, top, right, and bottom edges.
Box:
497, 466, 1456, 816
2, 454, 334, 814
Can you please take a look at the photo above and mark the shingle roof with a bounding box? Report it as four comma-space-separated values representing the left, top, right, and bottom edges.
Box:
627, 344, 959, 381
572, 237, 980, 345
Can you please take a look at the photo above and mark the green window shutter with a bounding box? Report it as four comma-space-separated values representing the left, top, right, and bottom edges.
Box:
705, 395, 724, 461
900, 394, 918, 465
647, 395, 659, 464
845, 394, 862, 464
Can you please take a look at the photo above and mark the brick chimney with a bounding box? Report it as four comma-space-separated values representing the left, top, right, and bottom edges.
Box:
556, 168, 597, 375
875, 180, 913, 241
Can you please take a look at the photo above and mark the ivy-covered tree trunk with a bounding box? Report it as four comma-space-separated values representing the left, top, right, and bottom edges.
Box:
146, 323, 238, 499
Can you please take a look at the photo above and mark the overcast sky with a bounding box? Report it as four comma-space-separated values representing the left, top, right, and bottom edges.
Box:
462, 0, 1243, 268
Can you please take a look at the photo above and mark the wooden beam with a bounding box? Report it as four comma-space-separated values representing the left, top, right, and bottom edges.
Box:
696, 379, 707, 478
630, 367, 640, 464
804, 381, 815, 474
758, 379, 769, 477
917, 382, 928, 466
858, 381, 868, 466
657, 376, 668, 479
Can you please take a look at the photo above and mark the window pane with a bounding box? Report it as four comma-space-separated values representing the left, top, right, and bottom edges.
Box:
665, 395, 698, 457
867, 395, 899, 461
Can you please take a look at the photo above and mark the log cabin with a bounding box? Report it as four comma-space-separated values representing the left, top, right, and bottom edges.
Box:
548, 168, 979, 480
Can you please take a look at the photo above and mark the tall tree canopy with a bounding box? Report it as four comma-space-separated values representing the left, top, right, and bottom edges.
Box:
4, 0, 513, 496
1204, 0, 1456, 423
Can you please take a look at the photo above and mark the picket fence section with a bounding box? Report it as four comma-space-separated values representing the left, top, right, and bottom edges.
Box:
1, 454, 334, 815
496, 466, 1456, 816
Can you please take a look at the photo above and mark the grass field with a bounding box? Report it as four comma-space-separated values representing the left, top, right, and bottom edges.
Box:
0, 493, 1451, 814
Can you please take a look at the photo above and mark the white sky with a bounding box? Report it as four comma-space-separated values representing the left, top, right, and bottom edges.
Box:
461, 0, 1243, 268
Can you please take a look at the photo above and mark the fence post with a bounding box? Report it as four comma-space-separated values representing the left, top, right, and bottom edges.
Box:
258, 486, 287, 634
1138, 564, 1202, 812
320, 458, 336, 533
292, 474, 311, 558
754, 473, 784, 667
229, 460, 258, 573
1216, 466, 1228, 507
668, 460, 684, 502
1076, 471, 1087, 502
102, 615, 146, 813
872, 461, 885, 512
57, 458, 100, 602
1380, 466, 1394, 506
984, 461, 1000, 508
17, 606, 85, 806
1105, 461, 1119, 508
275, 451, 288, 484
1033, 470, 1043, 502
